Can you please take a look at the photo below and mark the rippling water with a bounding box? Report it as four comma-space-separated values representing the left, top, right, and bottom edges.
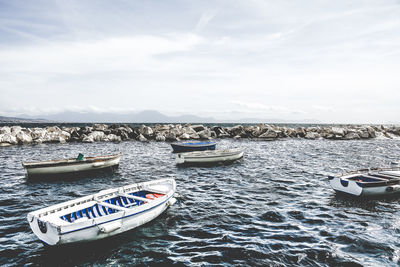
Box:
1, 138, 400, 266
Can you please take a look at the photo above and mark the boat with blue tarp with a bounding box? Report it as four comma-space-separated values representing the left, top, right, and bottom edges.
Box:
171, 141, 216, 153
27, 178, 176, 246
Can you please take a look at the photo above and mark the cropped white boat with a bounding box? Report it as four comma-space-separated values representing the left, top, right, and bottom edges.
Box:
329, 167, 400, 196
176, 148, 244, 165
27, 178, 176, 246
22, 153, 121, 177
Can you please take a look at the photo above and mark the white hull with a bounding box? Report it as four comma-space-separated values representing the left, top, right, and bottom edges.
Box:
27, 178, 176, 245
329, 169, 400, 196
23, 154, 121, 176
176, 148, 243, 165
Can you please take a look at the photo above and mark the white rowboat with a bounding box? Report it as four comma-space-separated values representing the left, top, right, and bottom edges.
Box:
27, 178, 176, 246
22, 153, 122, 177
176, 148, 244, 165
328, 167, 400, 196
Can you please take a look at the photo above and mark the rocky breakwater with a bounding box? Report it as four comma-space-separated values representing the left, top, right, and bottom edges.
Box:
0, 124, 399, 147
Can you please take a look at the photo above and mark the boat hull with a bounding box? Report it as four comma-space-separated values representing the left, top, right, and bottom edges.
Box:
176, 149, 243, 166
27, 179, 176, 245
171, 142, 216, 153
329, 170, 400, 196
23, 154, 121, 177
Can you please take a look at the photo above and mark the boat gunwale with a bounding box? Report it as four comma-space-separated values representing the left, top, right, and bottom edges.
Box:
28, 178, 175, 218
171, 142, 217, 148
22, 153, 122, 168
177, 148, 243, 157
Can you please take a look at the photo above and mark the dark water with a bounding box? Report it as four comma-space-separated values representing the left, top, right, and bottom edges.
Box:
1, 139, 400, 266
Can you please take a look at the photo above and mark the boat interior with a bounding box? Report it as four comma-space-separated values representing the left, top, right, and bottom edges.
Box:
60, 190, 164, 223
346, 173, 400, 184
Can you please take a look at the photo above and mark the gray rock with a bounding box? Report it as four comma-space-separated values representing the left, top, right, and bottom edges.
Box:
178, 133, 190, 140
191, 125, 205, 132
82, 135, 94, 143
305, 132, 320, 139
0, 126, 11, 135
359, 130, 370, 139
89, 131, 106, 141
198, 129, 211, 139
331, 127, 345, 136
155, 134, 166, 142
189, 133, 200, 139
259, 130, 278, 139
92, 124, 108, 131
106, 134, 121, 142
138, 134, 148, 142
31, 128, 47, 140
1, 134, 18, 145
165, 132, 177, 141
344, 132, 360, 140
0, 142, 12, 147
11, 126, 22, 135
16, 131, 33, 144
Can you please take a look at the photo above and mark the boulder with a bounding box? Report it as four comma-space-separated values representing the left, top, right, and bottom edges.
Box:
198, 129, 211, 139
228, 125, 244, 137
344, 132, 360, 140
46, 126, 61, 133
92, 124, 108, 131
16, 131, 33, 144
155, 134, 166, 142
305, 132, 319, 139
191, 125, 205, 132
140, 125, 154, 136
31, 128, 47, 140
259, 130, 278, 139
11, 126, 22, 135
359, 130, 370, 139
331, 127, 345, 136
82, 135, 94, 143
189, 133, 200, 139
0, 126, 11, 135
89, 131, 106, 141
165, 132, 177, 141
43, 132, 62, 143
366, 126, 376, 138
106, 134, 121, 142
178, 133, 190, 140
1, 134, 18, 145
138, 134, 148, 142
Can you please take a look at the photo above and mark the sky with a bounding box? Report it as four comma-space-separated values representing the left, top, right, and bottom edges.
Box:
0, 0, 399, 123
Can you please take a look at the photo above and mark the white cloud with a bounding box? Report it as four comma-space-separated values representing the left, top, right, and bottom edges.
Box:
0, 0, 399, 123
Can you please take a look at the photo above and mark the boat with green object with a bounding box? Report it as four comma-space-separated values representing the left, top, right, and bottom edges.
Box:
22, 153, 122, 177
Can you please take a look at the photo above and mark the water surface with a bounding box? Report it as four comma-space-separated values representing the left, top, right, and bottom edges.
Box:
1, 139, 400, 266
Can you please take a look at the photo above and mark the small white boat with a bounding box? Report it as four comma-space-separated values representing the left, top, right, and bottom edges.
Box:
176, 148, 244, 165
27, 178, 177, 246
329, 167, 400, 196
22, 153, 122, 177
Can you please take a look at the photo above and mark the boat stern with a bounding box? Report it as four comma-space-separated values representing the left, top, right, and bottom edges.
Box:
329, 176, 363, 196
27, 213, 61, 246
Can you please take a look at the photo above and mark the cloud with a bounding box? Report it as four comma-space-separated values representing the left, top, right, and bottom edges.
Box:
230, 101, 307, 114
195, 9, 219, 32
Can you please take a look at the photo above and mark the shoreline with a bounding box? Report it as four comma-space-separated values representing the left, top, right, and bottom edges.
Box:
1, 123, 400, 147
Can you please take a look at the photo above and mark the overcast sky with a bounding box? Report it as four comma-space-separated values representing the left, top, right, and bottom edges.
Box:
0, 0, 399, 123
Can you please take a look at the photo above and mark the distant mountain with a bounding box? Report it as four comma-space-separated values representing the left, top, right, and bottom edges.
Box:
6, 110, 321, 124
223, 117, 322, 124
0, 115, 48, 123
18, 110, 218, 123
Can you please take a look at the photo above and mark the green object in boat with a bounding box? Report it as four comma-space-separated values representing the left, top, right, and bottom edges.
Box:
76, 153, 84, 161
